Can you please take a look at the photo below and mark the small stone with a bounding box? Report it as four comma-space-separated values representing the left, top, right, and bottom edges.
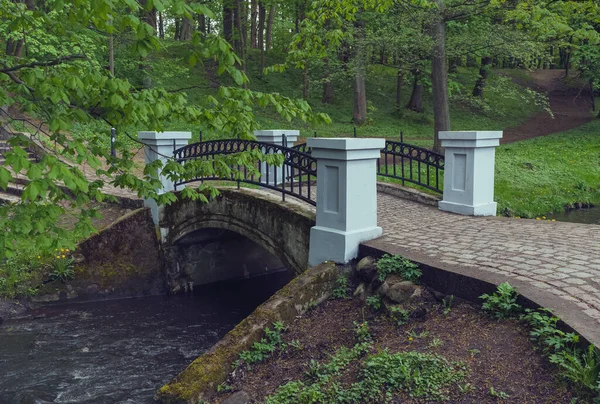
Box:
221, 390, 250, 404
379, 277, 418, 304
353, 283, 366, 300
81, 347, 90, 353
356, 256, 377, 283
85, 284, 99, 295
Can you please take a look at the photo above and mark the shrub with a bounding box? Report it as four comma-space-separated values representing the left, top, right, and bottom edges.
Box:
480, 282, 522, 319
550, 345, 600, 395
365, 295, 382, 311
331, 275, 350, 299
49, 252, 75, 282
236, 321, 286, 369
376, 254, 422, 282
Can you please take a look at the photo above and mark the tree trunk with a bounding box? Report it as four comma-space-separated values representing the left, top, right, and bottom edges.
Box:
431, 0, 450, 153
223, 1, 234, 43
6, 0, 34, 56
302, 66, 309, 100
174, 19, 180, 40
108, 31, 115, 76
590, 79, 596, 112
158, 12, 164, 39
448, 56, 459, 73
406, 71, 423, 112
472, 56, 492, 97
140, 0, 157, 31
266, 4, 276, 50
233, 0, 244, 54
258, 2, 266, 75
564, 50, 571, 78
322, 57, 334, 104
250, 0, 257, 48
352, 14, 367, 126
466, 52, 476, 67
180, 17, 193, 40
395, 68, 403, 111
199, 14, 206, 35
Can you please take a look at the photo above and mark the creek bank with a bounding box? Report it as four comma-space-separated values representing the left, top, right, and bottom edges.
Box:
155, 261, 342, 404
215, 259, 576, 403
1, 208, 165, 321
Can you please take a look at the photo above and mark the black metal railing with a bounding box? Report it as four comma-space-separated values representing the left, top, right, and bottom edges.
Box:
287, 131, 444, 194
377, 140, 444, 194
173, 138, 317, 206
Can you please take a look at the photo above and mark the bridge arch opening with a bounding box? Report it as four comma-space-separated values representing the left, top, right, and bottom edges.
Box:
167, 227, 294, 287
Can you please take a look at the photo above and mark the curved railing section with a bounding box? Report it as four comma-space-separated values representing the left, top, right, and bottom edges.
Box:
173, 139, 317, 206
377, 140, 444, 194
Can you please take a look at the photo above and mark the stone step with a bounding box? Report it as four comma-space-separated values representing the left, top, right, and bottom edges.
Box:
0, 191, 20, 204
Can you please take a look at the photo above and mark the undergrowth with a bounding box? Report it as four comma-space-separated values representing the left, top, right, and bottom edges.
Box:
481, 283, 600, 400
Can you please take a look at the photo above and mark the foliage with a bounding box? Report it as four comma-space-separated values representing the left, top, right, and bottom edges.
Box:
0, 248, 44, 298
235, 321, 286, 369
489, 386, 510, 400
389, 306, 409, 326
266, 338, 467, 404
353, 321, 372, 343
550, 345, 600, 396
49, 250, 75, 282
442, 295, 454, 316
376, 254, 422, 282
0, 0, 329, 261
365, 295, 382, 311
331, 275, 350, 299
480, 282, 522, 320
522, 308, 600, 398
522, 308, 579, 354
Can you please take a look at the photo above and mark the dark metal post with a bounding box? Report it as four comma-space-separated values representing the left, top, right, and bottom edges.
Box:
199, 131, 203, 142
353, 127, 357, 138
400, 131, 404, 143
282, 133, 287, 148
110, 127, 116, 157
314, 131, 317, 138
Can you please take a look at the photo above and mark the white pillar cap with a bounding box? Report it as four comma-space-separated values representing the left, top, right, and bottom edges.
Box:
307, 137, 385, 160
439, 131, 503, 148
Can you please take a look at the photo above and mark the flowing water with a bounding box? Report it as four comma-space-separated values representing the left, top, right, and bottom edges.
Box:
0, 271, 293, 404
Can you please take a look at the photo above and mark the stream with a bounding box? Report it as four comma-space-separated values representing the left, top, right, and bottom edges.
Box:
0, 271, 293, 404
549, 206, 600, 225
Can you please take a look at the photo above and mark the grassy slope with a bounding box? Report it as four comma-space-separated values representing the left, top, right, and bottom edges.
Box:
495, 119, 600, 218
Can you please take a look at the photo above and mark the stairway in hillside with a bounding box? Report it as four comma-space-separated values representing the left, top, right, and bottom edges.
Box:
0, 126, 39, 204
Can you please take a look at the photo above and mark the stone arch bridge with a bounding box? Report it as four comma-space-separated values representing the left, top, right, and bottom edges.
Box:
159, 188, 315, 292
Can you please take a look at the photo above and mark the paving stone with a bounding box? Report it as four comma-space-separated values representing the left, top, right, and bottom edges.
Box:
372, 192, 600, 332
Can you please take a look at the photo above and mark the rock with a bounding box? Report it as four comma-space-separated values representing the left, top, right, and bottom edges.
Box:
379, 276, 420, 304
355, 256, 377, 283
85, 284, 99, 295
353, 283, 367, 300
222, 391, 250, 404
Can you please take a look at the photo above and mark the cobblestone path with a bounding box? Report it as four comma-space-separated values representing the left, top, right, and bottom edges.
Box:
371, 193, 600, 339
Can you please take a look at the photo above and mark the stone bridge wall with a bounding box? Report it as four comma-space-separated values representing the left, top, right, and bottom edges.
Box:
160, 188, 315, 292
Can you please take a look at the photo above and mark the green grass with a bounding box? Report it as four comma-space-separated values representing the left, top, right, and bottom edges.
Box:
495, 119, 600, 218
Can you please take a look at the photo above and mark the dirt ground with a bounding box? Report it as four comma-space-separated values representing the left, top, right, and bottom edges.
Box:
502, 69, 595, 144
216, 289, 575, 404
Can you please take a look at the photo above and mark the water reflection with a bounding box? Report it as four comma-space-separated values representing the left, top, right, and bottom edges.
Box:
549, 206, 600, 225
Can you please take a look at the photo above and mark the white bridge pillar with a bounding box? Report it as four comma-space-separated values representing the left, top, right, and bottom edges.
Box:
138, 131, 192, 224
438, 131, 502, 216
307, 138, 385, 266
254, 130, 299, 186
